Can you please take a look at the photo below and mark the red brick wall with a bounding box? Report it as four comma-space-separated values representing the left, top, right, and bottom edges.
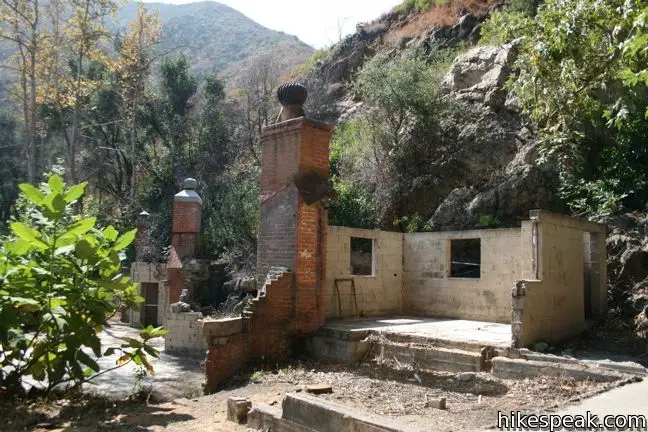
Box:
256, 186, 298, 283
167, 201, 202, 303
256, 117, 332, 334
205, 334, 250, 391
247, 272, 295, 358
204, 116, 332, 390
260, 128, 301, 200
167, 268, 184, 305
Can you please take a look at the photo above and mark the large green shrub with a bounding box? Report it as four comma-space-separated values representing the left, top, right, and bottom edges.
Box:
481, 0, 648, 216
0, 175, 166, 395
331, 51, 457, 229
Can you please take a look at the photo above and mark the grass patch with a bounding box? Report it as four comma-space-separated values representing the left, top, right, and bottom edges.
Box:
249, 371, 266, 383
397, 0, 448, 13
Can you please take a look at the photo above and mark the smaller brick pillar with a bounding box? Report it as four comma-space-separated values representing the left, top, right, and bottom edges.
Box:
166, 178, 202, 304
135, 210, 151, 261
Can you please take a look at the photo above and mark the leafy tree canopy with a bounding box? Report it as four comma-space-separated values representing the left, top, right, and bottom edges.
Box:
482, 0, 648, 215
0, 175, 166, 395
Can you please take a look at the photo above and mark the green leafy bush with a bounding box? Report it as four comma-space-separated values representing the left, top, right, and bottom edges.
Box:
331, 50, 458, 229
481, 0, 648, 216
0, 175, 166, 395
294, 48, 329, 75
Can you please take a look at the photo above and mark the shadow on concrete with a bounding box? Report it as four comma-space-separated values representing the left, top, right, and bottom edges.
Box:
554, 318, 648, 367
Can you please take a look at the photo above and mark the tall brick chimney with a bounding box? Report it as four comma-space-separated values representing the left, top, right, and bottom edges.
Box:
256, 83, 332, 334
204, 86, 333, 391
167, 178, 202, 303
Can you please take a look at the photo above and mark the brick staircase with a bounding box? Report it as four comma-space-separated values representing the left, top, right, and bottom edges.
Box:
243, 266, 291, 319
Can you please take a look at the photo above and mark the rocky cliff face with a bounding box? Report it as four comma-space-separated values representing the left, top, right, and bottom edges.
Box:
303, 3, 562, 231
301, 4, 648, 340
429, 43, 563, 229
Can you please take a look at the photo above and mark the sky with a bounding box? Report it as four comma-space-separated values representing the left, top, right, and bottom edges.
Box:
144, 0, 402, 48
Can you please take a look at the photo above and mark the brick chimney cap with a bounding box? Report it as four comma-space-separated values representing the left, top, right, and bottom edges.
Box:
175, 178, 202, 204
182, 178, 198, 190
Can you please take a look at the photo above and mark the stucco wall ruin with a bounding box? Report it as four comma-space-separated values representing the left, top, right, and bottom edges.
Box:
403, 228, 522, 323
326, 227, 403, 318
512, 211, 607, 346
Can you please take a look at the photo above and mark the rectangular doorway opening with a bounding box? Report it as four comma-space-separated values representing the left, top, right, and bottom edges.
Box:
141, 283, 159, 327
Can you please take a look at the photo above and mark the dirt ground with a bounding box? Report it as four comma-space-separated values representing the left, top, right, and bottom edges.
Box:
1, 359, 621, 432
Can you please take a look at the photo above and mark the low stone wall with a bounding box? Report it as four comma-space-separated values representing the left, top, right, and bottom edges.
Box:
247, 393, 423, 432
164, 311, 207, 355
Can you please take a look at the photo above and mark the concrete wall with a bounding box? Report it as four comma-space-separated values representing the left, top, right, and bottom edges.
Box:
403, 228, 523, 323
165, 311, 207, 355
326, 227, 403, 318
129, 263, 167, 328
514, 211, 607, 346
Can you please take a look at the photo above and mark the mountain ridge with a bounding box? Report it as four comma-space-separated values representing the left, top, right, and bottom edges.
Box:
119, 1, 314, 86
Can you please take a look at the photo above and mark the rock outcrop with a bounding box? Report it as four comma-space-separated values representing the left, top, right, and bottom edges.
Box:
604, 214, 648, 332
302, 9, 563, 230
428, 43, 562, 230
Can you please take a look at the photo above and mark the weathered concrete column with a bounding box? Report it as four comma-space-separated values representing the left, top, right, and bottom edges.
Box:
167, 178, 202, 303
256, 83, 333, 335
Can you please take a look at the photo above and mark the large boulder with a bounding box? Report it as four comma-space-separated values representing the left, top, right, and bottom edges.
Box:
442, 41, 519, 110
428, 44, 561, 230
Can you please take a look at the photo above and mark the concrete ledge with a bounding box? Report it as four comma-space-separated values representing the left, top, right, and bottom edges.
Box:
202, 317, 244, 345
381, 344, 482, 373
529, 210, 605, 233
305, 336, 372, 363
248, 403, 312, 432
582, 359, 648, 375
282, 393, 423, 432
492, 357, 623, 382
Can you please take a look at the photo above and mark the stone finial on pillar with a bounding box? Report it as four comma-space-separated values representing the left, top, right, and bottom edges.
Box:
167, 178, 203, 303
277, 83, 307, 122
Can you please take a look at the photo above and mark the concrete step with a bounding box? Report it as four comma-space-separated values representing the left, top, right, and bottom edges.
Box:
248, 393, 423, 432
315, 326, 490, 353
306, 334, 485, 373
377, 343, 483, 373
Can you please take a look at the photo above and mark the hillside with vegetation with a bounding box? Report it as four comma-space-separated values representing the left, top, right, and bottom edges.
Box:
297, 0, 648, 343
118, 2, 313, 87
0, 0, 301, 271
1, 0, 648, 396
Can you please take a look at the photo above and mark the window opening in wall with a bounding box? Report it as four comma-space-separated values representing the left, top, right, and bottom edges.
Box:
351, 237, 374, 276
449, 239, 481, 278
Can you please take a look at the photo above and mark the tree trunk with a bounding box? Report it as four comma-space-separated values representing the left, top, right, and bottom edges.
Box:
29, 0, 39, 183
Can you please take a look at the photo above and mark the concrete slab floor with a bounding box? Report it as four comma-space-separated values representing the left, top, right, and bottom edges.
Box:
322, 316, 512, 348
88, 323, 205, 401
